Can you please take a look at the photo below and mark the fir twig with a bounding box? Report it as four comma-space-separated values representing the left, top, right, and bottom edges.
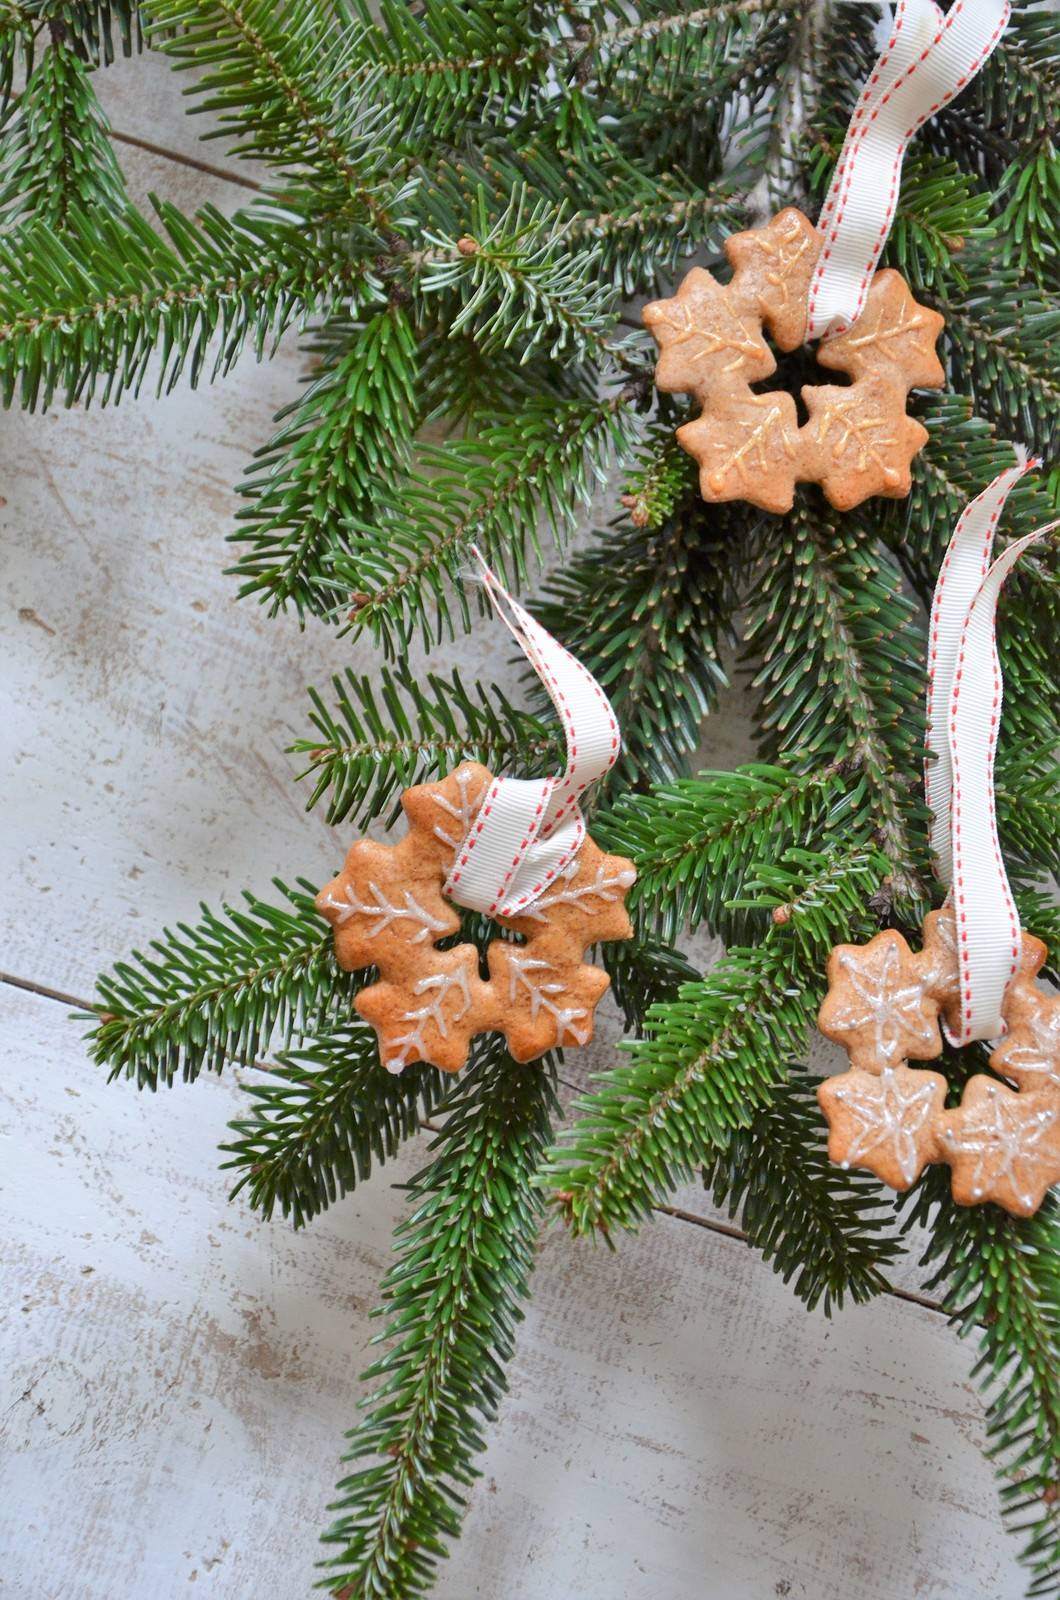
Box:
338, 392, 640, 652
292, 663, 558, 827
81, 879, 358, 1088
0, 199, 374, 408
319, 1044, 557, 1598
222, 1024, 447, 1227
704, 1069, 905, 1314
539, 845, 886, 1237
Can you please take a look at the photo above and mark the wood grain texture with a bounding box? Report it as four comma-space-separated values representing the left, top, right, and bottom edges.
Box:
0, 54, 1027, 1600
1, 985, 1022, 1600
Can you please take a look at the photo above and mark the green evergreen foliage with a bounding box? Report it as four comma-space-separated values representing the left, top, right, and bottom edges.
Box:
598, 763, 870, 943
222, 1026, 447, 1227
540, 844, 886, 1236
1, 0, 798, 620
0, 36, 127, 226
744, 503, 930, 903
229, 308, 420, 617
703, 1069, 905, 1314
18, 0, 1059, 1594
294, 663, 557, 827
319, 1045, 556, 1599
81, 880, 360, 1089
0, 200, 374, 407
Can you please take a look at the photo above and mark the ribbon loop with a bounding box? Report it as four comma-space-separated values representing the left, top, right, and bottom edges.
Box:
443, 552, 620, 919
807, 0, 1009, 341
926, 460, 1044, 1045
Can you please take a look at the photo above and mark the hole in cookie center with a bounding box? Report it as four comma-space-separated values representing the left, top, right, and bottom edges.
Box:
437, 916, 527, 979
749, 342, 853, 428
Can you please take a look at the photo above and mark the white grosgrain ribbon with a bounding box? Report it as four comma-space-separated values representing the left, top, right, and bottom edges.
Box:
925, 460, 1045, 1045
443, 550, 621, 919
806, 0, 1009, 341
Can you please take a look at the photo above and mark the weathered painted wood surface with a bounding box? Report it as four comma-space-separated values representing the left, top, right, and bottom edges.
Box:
0, 49, 1028, 1600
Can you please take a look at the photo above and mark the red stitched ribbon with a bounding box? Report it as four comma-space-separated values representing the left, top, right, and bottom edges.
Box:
925, 462, 1052, 1044
806, 0, 1009, 341
443, 551, 621, 919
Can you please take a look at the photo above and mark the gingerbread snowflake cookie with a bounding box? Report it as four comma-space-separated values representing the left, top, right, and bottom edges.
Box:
642, 208, 944, 514
817, 907, 1060, 1215
818, 1064, 947, 1191
818, 928, 948, 1072
316, 763, 636, 1074
936, 951, 1060, 1217
936, 1079, 1060, 1218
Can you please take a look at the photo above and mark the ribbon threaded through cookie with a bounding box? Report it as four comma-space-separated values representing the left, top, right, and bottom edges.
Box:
443, 551, 621, 920
925, 460, 1049, 1044
817, 469, 1060, 1215
315, 565, 635, 1074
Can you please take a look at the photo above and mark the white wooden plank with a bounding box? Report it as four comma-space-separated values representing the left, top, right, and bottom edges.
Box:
0, 984, 1025, 1600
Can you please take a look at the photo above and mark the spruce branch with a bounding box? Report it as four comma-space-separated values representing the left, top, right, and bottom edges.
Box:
0, 3, 35, 119
144, 0, 397, 220
704, 1069, 905, 1314
745, 503, 929, 906
886, 150, 995, 293
228, 307, 419, 617
997, 747, 1060, 886
81, 879, 359, 1089
589, 0, 795, 112
319, 1043, 556, 1599
934, 269, 1060, 457
0, 198, 374, 408
613, 420, 696, 530
566, 176, 743, 293
415, 186, 621, 366
971, 4, 1060, 166
998, 136, 1059, 282
222, 1023, 446, 1227
0, 40, 128, 229
602, 931, 700, 1034
598, 762, 869, 944
333, 0, 550, 141
342, 0, 789, 108
293, 663, 558, 828
0, 0, 143, 79
336, 391, 639, 653
50, 1, 144, 63
539, 844, 886, 1238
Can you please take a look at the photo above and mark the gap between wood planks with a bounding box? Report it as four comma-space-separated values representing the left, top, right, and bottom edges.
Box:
111, 127, 264, 190
1, 966, 949, 1320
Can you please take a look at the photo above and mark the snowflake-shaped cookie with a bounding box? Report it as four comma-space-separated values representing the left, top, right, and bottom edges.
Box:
643, 207, 944, 513
818, 907, 1060, 1214
989, 969, 1059, 1094
936, 1078, 1060, 1218
818, 1064, 947, 1190
316, 763, 636, 1074
818, 929, 943, 1072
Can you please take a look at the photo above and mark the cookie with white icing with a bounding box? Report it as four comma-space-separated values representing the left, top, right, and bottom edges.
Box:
818, 1064, 947, 1191
818, 907, 1060, 1216
643, 207, 944, 514
316, 763, 636, 1073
